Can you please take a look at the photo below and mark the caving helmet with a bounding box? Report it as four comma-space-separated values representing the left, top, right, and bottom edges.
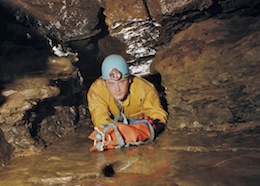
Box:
101, 54, 130, 80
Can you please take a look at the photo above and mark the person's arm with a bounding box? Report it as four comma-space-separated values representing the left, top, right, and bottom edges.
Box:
132, 78, 168, 136
87, 80, 113, 128
142, 89, 168, 135
142, 87, 168, 124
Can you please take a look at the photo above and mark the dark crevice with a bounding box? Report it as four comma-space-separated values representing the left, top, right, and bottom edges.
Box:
142, 0, 153, 20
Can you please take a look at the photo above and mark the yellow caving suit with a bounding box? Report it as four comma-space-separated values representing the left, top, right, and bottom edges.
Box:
87, 76, 168, 128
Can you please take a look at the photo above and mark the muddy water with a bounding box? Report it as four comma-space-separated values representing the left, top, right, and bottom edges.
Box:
0, 124, 260, 186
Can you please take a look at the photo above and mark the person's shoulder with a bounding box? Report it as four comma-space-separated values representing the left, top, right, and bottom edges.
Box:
131, 76, 157, 95
132, 76, 154, 88
88, 77, 105, 91
91, 77, 104, 86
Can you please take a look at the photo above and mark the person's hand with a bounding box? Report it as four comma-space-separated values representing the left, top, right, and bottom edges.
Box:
153, 119, 166, 136
138, 115, 153, 124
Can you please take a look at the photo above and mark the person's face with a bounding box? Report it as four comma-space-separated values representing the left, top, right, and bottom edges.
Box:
104, 77, 130, 101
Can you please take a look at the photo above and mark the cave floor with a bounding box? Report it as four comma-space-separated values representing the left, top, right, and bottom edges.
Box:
0, 123, 260, 186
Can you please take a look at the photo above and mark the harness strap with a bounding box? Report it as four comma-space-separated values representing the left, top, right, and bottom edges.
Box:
93, 111, 155, 151
139, 119, 155, 143
106, 123, 125, 148
93, 127, 105, 151
115, 111, 155, 143
124, 119, 155, 147
114, 112, 128, 124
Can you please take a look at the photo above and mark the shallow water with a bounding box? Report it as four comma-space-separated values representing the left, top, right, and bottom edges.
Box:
0, 125, 259, 186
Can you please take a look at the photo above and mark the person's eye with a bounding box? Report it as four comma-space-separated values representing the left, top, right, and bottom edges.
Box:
119, 81, 125, 85
108, 82, 115, 86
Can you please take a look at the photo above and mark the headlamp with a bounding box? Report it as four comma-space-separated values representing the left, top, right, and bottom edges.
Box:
109, 68, 122, 81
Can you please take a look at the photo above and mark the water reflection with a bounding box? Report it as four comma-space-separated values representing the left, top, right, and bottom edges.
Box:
0, 124, 259, 185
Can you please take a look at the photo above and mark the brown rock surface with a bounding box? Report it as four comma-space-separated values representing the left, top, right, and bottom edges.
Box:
0, 0, 102, 42
151, 16, 260, 126
0, 52, 86, 161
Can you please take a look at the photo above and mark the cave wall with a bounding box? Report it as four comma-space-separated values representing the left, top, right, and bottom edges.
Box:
0, 6, 89, 164
0, 0, 259, 164
151, 17, 260, 127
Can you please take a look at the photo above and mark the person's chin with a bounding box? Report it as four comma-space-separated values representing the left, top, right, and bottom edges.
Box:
113, 94, 123, 100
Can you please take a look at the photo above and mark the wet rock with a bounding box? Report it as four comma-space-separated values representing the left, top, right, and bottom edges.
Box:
0, 51, 86, 162
0, 76, 60, 124
146, 0, 213, 17
0, 123, 42, 158
35, 104, 85, 144
0, 123, 259, 185
103, 0, 162, 59
47, 56, 75, 76
151, 16, 260, 126
0, 129, 14, 165
0, 0, 102, 43
103, 0, 214, 61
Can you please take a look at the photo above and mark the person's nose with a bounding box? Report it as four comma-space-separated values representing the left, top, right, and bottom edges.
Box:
115, 82, 121, 92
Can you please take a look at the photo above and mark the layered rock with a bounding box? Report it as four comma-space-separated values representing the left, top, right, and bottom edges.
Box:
151, 16, 260, 127
102, 0, 213, 74
0, 0, 102, 42
0, 0, 94, 163
0, 51, 86, 163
